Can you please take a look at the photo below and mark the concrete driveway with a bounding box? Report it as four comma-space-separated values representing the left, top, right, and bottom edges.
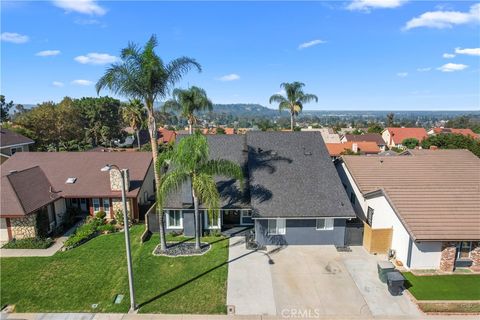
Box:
227, 237, 421, 318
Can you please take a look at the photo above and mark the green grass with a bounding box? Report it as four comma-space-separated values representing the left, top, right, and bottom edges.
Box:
403, 272, 480, 300
2, 237, 54, 249
0, 225, 229, 314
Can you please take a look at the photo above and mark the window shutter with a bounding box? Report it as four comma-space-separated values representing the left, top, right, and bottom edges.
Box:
278, 218, 286, 235
326, 218, 334, 230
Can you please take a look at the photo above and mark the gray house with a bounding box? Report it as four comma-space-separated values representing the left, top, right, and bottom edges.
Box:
150, 132, 355, 246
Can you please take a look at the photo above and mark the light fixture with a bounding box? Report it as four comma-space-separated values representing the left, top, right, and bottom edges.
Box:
100, 164, 112, 172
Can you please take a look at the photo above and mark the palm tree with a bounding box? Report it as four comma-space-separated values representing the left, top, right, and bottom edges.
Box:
269, 82, 318, 131
96, 35, 201, 251
122, 99, 145, 149
164, 86, 212, 134
157, 132, 243, 250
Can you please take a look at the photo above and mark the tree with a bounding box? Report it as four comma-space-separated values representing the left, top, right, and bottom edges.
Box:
164, 86, 212, 134
421, 133, 480, 157
157, 132, 243, 250
1, 95, 14, 123
269, 82, 318, 131
386, 113, 395, 127
122, 99, 146, 149
402, 138, 419, 149
216, 127, 226, 134
367, 123, 383, 134
96, 34, 201, 251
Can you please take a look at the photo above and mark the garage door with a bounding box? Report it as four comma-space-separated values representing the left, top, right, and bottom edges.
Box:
345, 220, 364, 246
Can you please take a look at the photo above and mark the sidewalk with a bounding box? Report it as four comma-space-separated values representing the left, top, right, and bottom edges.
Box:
0, 223, 79, 258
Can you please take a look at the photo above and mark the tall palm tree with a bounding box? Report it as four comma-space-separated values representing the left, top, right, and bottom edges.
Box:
157, 132, 243, 250
269, 82, 318, 131
96, 35, 201, 251
164, 86, 212, 134
122, 99, 145, 149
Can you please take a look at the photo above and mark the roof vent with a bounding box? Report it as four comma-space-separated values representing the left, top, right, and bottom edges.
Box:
303, 147, 312, 156
65, 177, 77, 184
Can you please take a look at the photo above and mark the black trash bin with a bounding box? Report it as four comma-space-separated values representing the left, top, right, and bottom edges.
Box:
387, 271, 405, 296
377, 261, 395, 283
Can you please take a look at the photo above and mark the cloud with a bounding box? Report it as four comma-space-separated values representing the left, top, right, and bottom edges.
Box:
71, 79, 93, 86
442, 53, 455, 58
298, 39, 326, 49
417, 67, 432, 72
396, 72, 408, 78
455, 47, 480, 56
1, 32, 29, 43
404, 3, 480, 30
74, 53, 119, 65
52, 81, 64, 87
217, 74, 240, 81
347, 0, 407, 11
437, 63, 468, 72
52, 0, 106, 16
36, 50, 61, 57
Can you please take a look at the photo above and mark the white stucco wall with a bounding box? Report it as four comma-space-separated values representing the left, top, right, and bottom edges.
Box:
410, 241, 442, 269
337, 162, 368, 220
0, 218, 9, 243
54, 198, 67, 225
137, 162, 155, 205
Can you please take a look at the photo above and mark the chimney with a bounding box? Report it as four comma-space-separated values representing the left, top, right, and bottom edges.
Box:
352, 143, 358, 153
109, 169, 130, 192
430, 145, 438, 150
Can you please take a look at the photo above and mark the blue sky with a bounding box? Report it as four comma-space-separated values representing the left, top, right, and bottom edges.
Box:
1, 0, 479, 110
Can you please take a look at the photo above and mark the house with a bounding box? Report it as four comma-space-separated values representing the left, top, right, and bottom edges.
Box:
202, 127, 235, 135
428, 127, 479, 139
0, 128, 34, 164
381, 127, 428, 149
341, 133, 386, 151
336, 149, 480, 272
148, 132, 355, 246
326, 142, 380, 159
301, 127, 341, 143
0, 152, 155, 243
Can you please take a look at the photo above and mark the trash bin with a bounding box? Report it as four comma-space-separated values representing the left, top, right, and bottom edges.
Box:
387, 271, 405, 296
377, 261, 395, 283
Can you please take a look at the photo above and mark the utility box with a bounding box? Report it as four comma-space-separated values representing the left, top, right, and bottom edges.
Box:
387, 271, 405, 296
377, 261, 395, 283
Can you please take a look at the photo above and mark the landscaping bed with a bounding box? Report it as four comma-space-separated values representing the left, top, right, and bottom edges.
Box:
153, 241, 211, 257
417, 301, 480, 314
2, 237, 54, 249
63, 213, 118, 250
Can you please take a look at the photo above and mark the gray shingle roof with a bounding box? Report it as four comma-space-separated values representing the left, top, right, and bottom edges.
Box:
0, 128, 34, 148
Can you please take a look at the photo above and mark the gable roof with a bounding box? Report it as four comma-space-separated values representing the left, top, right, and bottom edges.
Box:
326, 142, 380, 157
1, 166, 59, 217
0, 128, 34, 148
1, 152, 153, 203
343, 133, 385, 146
342, 149, 480, 241
430, 127, 479, 139
385, 127, 428, 145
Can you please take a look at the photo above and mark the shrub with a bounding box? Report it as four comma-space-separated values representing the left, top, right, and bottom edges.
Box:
64, 221, 97, 248
402, 138, 419, 149
97, 224, 116, 234
2, 237, 54, 249
95, 210, 107, 220
208, 229, 222, 237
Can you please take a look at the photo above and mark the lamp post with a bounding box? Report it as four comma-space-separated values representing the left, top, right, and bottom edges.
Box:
101, 164, 136, 312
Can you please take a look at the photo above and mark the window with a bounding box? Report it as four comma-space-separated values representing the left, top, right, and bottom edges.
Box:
103, 199, 110, 214
457, 241, 472, 259
267, 219, 286, 235
167, 210, 182, 229
367, 207, 374, 226
203, 210, 220, 229
92, 198, 100, 212
316, 218, 334, 230
10, 146, 23, 155
350, 192, 356, 205
241, 210, 253, 225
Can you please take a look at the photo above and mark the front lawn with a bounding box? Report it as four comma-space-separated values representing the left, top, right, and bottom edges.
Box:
0, 225, 229, 314
403, 272, 480, 300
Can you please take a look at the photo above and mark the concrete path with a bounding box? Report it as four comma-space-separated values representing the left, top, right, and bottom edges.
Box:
0, 223, 79, 258
226, 236, 276, 315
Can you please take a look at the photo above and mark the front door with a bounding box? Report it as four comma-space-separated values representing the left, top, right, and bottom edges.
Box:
222, 210, 241, 228
80, 198, 88, 212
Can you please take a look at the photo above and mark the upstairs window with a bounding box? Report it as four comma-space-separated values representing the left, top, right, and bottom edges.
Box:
316, 218, 334, 230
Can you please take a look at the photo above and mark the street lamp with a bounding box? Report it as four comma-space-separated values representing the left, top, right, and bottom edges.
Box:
100, 164, 136, 312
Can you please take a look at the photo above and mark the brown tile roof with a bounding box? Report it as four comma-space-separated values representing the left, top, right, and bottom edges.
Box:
0, 128, 34, 148
326, 142, 380, 156
1, 152, 153, 201
343, 133, 386, 146
342, 149, 480, 241
385, 127, 428, 145
1, 166, 59, 217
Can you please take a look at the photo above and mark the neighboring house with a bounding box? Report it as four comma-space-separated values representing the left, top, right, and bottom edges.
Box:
0, 128, 34, 164
428, 127, 479, 139
126, 127, 177, 147
341, 133, 386, 151
381, 127, 428, 149
149, 132, 355, 246
202, 127, 235, 135
326, 142, 380, 159
336, 149, 480, 272
301, 127, 341, 143
0, 152, 155, 243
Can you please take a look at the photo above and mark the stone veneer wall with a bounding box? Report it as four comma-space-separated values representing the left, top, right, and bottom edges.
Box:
10, 213, 38, 239
112, 198, 132, 220
439, 241, 456, 272
470, 242, 480, 272
109, 170, 130, 191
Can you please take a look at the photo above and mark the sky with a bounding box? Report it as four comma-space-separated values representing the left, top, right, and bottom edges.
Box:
1, 0, 480, 110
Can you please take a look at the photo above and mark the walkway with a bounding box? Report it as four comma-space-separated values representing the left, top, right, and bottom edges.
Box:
0, 222, 79, 258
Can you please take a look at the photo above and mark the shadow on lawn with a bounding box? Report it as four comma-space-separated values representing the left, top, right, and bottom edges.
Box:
138, 237, 255, 309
